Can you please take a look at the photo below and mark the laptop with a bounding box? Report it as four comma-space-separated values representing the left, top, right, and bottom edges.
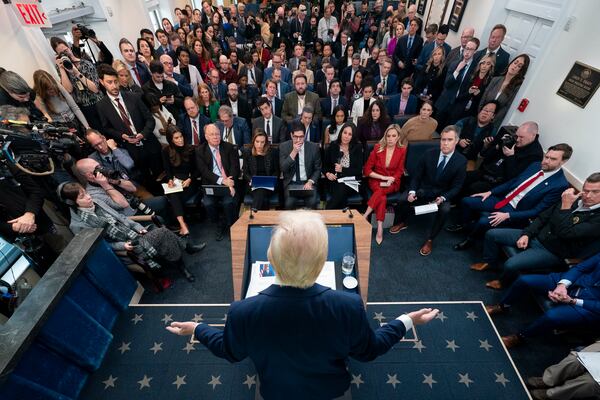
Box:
251, 176, 277, 191
202, 185, 231, 196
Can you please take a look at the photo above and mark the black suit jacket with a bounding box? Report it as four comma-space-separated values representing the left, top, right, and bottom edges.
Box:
392, 34, 424, 79
409, 149, 467, 201
320, 96, 349, 118
253, 97, 283, 119
238, 65, 264, 88
341, 66, 367, 86
142, 79, 184, 123
223, 98, 252, 121
252, 116, 288, 143
474, 47, 511, 76
178, 114, 211, 145
195, 141, 240, 184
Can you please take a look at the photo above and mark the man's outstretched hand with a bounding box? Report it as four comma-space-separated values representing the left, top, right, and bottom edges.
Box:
166, 321, 199, 336
407, 308, 439, 325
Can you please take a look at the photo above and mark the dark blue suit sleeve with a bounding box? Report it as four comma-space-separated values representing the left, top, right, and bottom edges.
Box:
562, 252, 600, 284
194, 305, 248, 363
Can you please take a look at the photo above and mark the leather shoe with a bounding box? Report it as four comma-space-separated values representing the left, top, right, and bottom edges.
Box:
389, 223, 408, 234
526, 377, 549, 389
419, 240, 433, 256
530, 389, 551, 400
470, 262, 489, 271
445, 223, 464, 233
186, 241, 207, 254
502, 334, 523, 349
454, 238, 474, 251
485, 304, 505, 315
486, 279, 503, 290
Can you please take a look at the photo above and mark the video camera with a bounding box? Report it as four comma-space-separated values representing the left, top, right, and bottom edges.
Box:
76, 24, 96, 40
93, 165, 128, 181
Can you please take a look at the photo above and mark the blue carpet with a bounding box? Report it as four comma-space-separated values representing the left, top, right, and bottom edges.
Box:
82, 302, 529, 399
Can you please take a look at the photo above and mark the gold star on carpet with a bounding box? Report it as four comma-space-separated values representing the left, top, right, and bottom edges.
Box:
208, 375, 222, 389
172, 375, 187, 389
422, 373, 437, 388
350, 373, 364, 388
102, 375, 117, 389
243, 374, 256, 389
458, 373, 474, 388
445, 339, 460, 352
192, 313, 204, 323
149, 342, 163, 355
131, 314, 143, 324
117, 341, 131, 354
386, 373, 401, 389
161, 314, 173, 324
182, 342, 196, 354
494, 372, 510, 387
137, 375, 153, 389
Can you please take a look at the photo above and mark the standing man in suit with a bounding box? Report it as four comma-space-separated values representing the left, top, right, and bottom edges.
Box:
315, 64, 336, 98
279, 122, 322, 209
445, 27, 475, 67
261, 80, 284, 119
393, 19, 424, 82
196, 124, 240, 240
167, 210, 438, 399
389, 126, 467, 256
222, 83, 252, 122
402, 4, 423, 37
282, 74, 322, 124
253, 97, 287, 144
454, 145, 572, 251
239, 54, 263, 88
154, 29, 172, 57
416, 25, 452, 73
142, 61, 184, 123
320, 79, 348, 119
215, 105, 251, 147
374, 58, 399, 96
263, 52, 292, 85
474, 24, 510, 76
178, 97, 210, 146
119, 38, 150, 87
434, 37, 480, 129
96, 65, 161, 189
290, 4, 312, 45
160, 54, 194, 98
334, 30, 351, 60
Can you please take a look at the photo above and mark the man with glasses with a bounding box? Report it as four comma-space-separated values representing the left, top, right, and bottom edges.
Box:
290, 4, 312, 45
446, 27, 475, 66
159, 54, 193, 98
279, 122, 321, 209
263, 51, 292, 85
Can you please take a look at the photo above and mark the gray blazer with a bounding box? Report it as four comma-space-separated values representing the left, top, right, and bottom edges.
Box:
479, 76, 521, 127
279, 139, 321, 186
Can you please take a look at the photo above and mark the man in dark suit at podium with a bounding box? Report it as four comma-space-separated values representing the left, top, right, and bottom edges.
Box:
167, 210, 438, 400
390, 126, 467, 256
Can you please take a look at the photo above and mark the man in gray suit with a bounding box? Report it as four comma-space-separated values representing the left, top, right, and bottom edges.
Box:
252, 97, 287, 143
282, 74, 322, 124
279, 121, 321, 209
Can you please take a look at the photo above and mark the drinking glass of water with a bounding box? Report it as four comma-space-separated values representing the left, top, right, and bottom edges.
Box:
341, 252, 355, 276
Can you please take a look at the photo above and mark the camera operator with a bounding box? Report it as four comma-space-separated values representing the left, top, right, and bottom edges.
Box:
463, 121, 543, 195
85, 129, 141, 188
339, 2, 361, 43
71, 25, 114, 67
50, 37, 104, 130
0, 70, 45, 121
271, 6, 291, 50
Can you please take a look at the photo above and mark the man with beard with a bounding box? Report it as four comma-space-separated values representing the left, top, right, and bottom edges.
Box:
282, 74, 322, 124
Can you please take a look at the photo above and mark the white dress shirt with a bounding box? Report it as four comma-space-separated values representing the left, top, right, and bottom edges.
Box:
107, 93, 137, 134
509, 169, 561, 208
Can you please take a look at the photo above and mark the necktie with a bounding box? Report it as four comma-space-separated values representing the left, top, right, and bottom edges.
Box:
114, 98, 133, 135
266, 120, 271, 140
225, 127, 233, 143
382, 77, 387, 94
494, 171, 544, 209
249, 68, 255, 84
408, 36, 413, 50
105, 156, 112, 167
332, 98, 337, 113
192, 119, 199, 145
132, 66, 142, 85
305, 126, 310, 142
213, 147, 225, 177
435, 155, 447, 179
277, 83, 281, 99
295, 153, 301, 182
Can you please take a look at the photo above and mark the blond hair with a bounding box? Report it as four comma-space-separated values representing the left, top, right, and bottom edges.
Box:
267, 211, 328, 289
377, 124, 405, 152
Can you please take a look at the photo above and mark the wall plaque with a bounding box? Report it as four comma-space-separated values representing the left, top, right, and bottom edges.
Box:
557, 61, 600, 108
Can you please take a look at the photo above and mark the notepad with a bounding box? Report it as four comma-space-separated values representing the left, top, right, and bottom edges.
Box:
161, 178, 183, 194
577, 352, 600, 383
338, 176, 360, 192
414, 203, 438, 215
251, 176, 277, 191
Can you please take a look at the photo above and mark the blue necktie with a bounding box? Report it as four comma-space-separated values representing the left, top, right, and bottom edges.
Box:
436, 155, 447, 179
408, 36, 413, 50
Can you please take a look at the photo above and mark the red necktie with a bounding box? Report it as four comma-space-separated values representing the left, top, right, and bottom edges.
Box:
494, 171, 544, 209
114, 98, 134, 135
132, 65, 142, 85
192, 119, 199, 145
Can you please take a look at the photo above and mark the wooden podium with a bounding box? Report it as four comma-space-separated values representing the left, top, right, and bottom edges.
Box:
230, 210, 372, 304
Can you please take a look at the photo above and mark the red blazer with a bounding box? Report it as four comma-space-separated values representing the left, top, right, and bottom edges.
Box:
364, 144, 407, 191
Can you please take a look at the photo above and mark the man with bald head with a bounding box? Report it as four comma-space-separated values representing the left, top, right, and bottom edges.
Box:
218, 55, 239, 85
195, 124, 240, 240
402, 4, 422, 36
445, 27, 475, 66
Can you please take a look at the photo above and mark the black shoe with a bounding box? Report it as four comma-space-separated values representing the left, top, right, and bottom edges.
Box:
454, 238, 474, 251
181, 267, 196, 282
186, 241, 206, 254
445, 223, 464, 233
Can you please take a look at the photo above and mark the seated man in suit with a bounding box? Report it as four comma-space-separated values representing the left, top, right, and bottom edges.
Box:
295, 106, 321, 144
386, 78, 418, 125
373, 58, 399, 96
282, 74, 322, 124
96, 65, 162, 190
485, 251, 600, 348
195, 124, 240, 241
472, 172, 600, 290
263, 51, 292, 84
315, 64, 336, 98
206, 68, 228, 102
341, 54, 366, 88
179, 97, 211, 146
262, 67, 291, 100
320, 79, 348, 119
473, 24, 510, 76
142, 61, 184, 123
279, 122, 321, 209
260, 80, 284, 119
350, 82, 376, 124
239, 53, 263, 88
454, 144, 572, 251
415, 24, 451, 73
222, 83, 251, 122
253, 97, 287, 144
86, 129, 142, 185
215, 105, 251, 147
218, 55, 239, 85
454, 100, 498, 162
389, 126, 467, 256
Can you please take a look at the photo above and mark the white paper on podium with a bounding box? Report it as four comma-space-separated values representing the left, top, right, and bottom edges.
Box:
414, 203, 438, 215
577, 352, 600, 383
245, 261, 336, 298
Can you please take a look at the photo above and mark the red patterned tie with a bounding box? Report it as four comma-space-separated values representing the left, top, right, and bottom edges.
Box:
132, 65, 142, 85
114, 98, 134, 135
494, 171, 544, 209
192, 120, 199, 145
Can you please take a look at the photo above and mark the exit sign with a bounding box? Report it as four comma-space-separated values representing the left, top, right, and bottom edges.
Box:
9, 0, 52, 28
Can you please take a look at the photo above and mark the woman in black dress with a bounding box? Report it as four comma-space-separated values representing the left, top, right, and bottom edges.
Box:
162, 126, 199, 237
242, 130, 279, 210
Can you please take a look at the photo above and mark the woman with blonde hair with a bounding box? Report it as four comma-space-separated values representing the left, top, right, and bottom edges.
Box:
33, 70, 89, 131
413, 46, 446, 104
448, 53, 495, 123
197, 83, 220, 122
112, 60, 143, 95
363, 124, 407, 244
386, 22, 405, 58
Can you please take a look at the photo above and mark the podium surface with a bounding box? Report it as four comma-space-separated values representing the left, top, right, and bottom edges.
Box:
230, 210, 372, 304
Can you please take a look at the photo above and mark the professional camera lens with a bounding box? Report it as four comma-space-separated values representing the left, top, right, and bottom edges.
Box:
61, 56, 73, 70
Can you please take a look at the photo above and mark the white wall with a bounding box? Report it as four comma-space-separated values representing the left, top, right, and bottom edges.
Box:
444, 0, 495, 48
509, 0, 600, 185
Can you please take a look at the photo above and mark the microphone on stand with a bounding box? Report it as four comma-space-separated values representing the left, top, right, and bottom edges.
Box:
342, 207, 354, 218
249, 208, 258, 220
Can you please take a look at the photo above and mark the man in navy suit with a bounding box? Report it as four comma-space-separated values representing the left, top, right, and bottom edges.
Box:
392, 19, 424, 82
295, 106, 322, 145
416, 24, 452, 73
473, 24, 510, 76
167, 210, 438, 399
455, 144, 572, 251
386, 78, 418, 124
262, 68, 291, 100
159, 54, 193, 98
178, 97, 210, 145
486, 251, 600, 348
255, 81, 284, 119
320, 79, 348, 119
153, 29, 171, 57
434, 37, 480, 128
263, 51, 292, 85
341, 54, 367, 87
207, 68, 228, 102
373, 58, 399, 96
315, 64, 337, 98
215, 105, 251, 147
119, 38, 150, 86
390, 126, 467, 256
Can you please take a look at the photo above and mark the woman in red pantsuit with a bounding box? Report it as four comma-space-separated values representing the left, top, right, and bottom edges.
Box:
363, 125, 407, 244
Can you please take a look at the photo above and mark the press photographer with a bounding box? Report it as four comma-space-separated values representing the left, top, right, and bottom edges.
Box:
70, 24, 114, 67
